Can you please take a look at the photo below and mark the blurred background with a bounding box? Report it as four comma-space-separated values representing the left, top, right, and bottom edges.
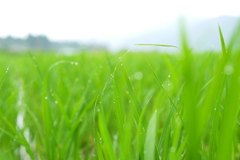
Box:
0, 0, 239, 53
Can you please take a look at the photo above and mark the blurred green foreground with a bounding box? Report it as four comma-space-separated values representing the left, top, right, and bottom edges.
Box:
1, 25, 240, 160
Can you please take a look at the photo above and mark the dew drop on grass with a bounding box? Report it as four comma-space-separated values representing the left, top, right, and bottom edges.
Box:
75, 62, 78, 65
168, 75, 171, 78
170, 147, 176, 152
224, 64, 234, 75
71, 62, 74, 65
45, 97, 48, 100
54, 101, 58, 104
134, 72, 143, 80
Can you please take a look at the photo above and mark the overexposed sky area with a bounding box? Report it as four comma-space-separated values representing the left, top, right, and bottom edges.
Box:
0, 0, 239, 41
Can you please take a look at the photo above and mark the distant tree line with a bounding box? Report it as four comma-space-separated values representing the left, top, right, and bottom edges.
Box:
0, 35, 107, 53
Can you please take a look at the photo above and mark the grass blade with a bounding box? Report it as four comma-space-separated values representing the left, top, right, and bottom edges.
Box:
218, 24, 227, 56
144, 112, 157, 160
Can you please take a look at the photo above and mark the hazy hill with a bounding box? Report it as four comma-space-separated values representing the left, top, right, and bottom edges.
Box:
1, 16, 239, 53
0, 35, 107, 53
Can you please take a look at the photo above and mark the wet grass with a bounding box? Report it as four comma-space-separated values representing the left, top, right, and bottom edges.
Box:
0, 24, 240, 159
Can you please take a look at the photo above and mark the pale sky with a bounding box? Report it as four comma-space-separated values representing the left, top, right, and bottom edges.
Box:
0, 0, 239, 41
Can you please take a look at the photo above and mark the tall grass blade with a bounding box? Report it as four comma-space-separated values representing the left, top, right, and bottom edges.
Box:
122, 65, 145, 126
135, 44, 181, 50
98, 103, 117, 160
216, 53, 240, 159
218, 25, 227, 56
144, 112, 157, 160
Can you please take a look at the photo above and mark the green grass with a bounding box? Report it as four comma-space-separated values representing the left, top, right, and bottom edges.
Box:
0, 25, 240, 159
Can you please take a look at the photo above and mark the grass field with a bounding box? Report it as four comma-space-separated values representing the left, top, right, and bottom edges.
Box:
0, 26, 240, 160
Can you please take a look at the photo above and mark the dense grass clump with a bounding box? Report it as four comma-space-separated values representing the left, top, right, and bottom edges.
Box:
0, 26, 240, 160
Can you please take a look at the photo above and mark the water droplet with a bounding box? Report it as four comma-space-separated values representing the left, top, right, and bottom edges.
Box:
168, 75, 171, 78
214, 108, 216, 111
120, 63, 123, 66
134, 72, 143, 80
75, 62, 78, 65
170, 147, 176, 152
45, 97, 48, 99
224, 64, 234, 75
113, 134, 118, 139
55, 101, 58, 104
71, 62, 74, 65
97, 108, 100, 112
